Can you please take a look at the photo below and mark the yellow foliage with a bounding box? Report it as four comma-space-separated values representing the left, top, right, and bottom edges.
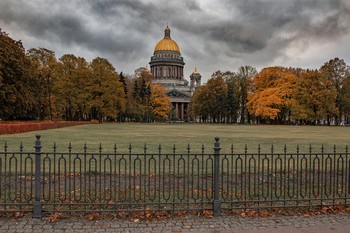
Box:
151, 84, 170, 120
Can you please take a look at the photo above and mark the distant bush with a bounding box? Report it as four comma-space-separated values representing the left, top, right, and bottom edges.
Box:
0, 121, 90, 135
90, 119, 99, 124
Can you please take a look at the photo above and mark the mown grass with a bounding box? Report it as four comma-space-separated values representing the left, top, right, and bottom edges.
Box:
0, 123, 350, 153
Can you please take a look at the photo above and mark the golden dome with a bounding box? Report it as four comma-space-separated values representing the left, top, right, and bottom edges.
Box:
193, 67, 199, 74
154, 25, 180, 52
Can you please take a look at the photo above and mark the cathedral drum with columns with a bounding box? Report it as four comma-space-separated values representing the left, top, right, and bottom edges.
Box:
149, 25, 201, 121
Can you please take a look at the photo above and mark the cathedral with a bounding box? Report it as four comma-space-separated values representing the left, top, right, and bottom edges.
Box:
149, 25, 201, 121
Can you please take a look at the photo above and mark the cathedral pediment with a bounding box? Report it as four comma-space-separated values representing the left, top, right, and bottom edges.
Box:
167, 89, 191, 98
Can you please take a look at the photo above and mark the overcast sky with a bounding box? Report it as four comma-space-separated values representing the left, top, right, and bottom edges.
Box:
1, 0, 350, 82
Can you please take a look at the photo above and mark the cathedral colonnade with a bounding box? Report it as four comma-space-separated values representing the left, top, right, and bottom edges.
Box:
171, 102, 189, 121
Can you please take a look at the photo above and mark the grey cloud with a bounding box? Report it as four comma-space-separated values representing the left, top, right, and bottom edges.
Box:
0, 0, 349, 80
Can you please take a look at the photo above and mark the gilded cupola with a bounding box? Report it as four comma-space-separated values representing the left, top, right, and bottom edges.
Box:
154, 25, 180, 53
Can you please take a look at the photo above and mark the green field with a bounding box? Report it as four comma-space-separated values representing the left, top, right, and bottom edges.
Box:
0, 123, 350, 153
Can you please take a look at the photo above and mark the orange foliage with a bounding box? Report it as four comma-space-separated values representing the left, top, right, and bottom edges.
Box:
247, 67, 297, 120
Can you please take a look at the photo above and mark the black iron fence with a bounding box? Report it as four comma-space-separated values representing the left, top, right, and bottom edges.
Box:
0, 135, 349, 218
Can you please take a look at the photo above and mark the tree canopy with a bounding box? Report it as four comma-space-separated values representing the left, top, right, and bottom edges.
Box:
1, 29, 349, 125
0, 29, 37, 120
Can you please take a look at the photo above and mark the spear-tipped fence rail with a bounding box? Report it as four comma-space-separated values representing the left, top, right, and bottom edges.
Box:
0, 135, 349, 218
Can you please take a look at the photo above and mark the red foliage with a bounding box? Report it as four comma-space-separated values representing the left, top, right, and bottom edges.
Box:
0, 121, 90, 135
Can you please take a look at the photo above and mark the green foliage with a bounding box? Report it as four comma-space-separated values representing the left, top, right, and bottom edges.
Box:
127, 67, 169, 122
236, 66, 257, 123
190, 67, 256, 123
189, 86, 210, 121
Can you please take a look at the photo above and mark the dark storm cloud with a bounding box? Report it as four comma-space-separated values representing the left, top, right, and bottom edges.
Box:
178, 0, 350, 53
0, 0, 149, 56
0, 0, 349, 79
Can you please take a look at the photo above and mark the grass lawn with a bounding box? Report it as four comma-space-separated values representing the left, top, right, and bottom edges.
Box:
1, 123, 350, 153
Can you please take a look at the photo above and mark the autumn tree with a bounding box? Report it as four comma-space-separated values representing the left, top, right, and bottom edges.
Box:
206, 71, 227, 123
150, 84, 170, 120
247, 67, 297, 123
189, 71, 227, 123
292, 70, 338, 125
130, 67, 153, 121
27, 48, 58, 120
341, 76, 350, 123
221, 71, 239, 123
236, 66, 257, 123
117, 72, 130, 121
189, 85, 210, 122
189, 67, 256, 124
0, 29, 37, 120
222, 66, 257, 123
89, 57, 126, 121
54, 54, 91, 120
224, 71, 240, 123
320, 58, 350, 124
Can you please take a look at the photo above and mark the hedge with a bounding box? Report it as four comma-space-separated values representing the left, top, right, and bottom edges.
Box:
0, 121, 90, 135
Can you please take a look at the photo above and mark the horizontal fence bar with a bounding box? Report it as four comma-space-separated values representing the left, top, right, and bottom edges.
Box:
0, 136, 349, 218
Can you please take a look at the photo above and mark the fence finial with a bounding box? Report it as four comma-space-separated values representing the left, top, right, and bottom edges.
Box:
19, 142, 23, 152
129, 143, 132, 154
144, 144, 147, 153
68, 142, 72, 153
114, 143, 117, 154
158, 144, 162, 154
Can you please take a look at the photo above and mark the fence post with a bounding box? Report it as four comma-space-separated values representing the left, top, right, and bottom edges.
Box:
33, 135, 42, 218
213, 137, 221, 216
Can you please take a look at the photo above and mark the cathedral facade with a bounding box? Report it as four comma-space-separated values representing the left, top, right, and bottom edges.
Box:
149, 25, 201, 121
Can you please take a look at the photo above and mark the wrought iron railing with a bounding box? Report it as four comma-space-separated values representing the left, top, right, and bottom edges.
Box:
0, 135, 349, 218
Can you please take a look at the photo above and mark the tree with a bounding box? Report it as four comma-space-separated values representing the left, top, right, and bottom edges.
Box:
292, 70, 338, 125
119, 72, 128, 97
130, 67, 154, 122
320, 58, 350, 124
150, 84, 170, 120
222, 71, 239, 123
205, 71, 227, 123
222, 66, 257, 124
27, 48, 58, 120
54, 54, 91, 120
189, 85, 210, 122
247, 67, 297, 123
0, 29, 37, 120
117, 72, 129, 121
236, 66, 257, 123
341, 76, 350, 123
89, 57, 126, 121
